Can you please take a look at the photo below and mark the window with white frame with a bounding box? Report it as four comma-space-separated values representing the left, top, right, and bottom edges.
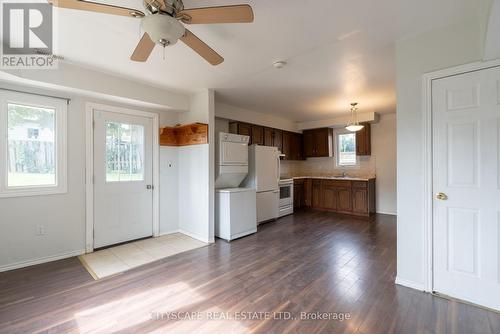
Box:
0, 91, 67, 197
336, 132, 358, 167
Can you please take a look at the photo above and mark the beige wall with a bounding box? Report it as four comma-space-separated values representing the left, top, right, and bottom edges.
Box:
372, 114, 397, 214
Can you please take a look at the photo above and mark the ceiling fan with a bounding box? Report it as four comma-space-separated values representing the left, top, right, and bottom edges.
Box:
47, 0, 254, 65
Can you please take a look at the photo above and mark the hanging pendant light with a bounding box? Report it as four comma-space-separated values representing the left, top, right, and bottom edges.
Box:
346, 102, 364, 132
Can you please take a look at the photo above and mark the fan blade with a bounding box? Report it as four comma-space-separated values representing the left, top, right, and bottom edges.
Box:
180, 29, 224, 65
131, 33, 156, 62
177, 5, 254, 24
47, 0, 145, 18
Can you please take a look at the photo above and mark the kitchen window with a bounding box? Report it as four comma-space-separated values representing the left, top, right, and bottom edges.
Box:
0, 91, 67, 197
336, 132, 358, 167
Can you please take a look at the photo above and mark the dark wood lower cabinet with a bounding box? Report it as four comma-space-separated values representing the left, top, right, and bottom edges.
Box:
337, 187, 352, 213
293, 179, 304, 208
352, 188, 368, 214
294, 178, 375, 217
322, 182, 337, 211
303, 179, 312, 207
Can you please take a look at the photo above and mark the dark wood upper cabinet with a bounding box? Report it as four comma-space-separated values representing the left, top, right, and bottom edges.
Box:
282, 131, 303, 161
227, 121, 303, 160
263, 127, 283, 152
229, 121, 252, 144
282, 131, 291, 159
303, 128, 333, 158
273, 129, 283, 152
356, 123, 371, 156
264, 127, 274, 147
293, 133, 304, 160
237, 122, 252, 138
251, 125, 264, 146
303, 131, 315, 158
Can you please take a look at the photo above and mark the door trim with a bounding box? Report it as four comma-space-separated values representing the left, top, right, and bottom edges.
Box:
85, 103, 159, 253
420, 58, 500, 293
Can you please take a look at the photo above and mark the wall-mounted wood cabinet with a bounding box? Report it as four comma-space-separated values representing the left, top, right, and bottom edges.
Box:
294, 178, 375, 217
160, 123, 208, 146
229, 122, 252, 141
228, 121, 303, 160
228, 122, 369, 159
303, 128, 333, 158
282, 131, 303, 161
356, 123, 371, 156
251, 124, 264, 146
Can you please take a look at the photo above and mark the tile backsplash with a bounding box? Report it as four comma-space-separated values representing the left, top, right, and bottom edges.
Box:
280, 156, 376, 179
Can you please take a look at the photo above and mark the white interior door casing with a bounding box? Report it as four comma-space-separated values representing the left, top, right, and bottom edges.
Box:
93, 110, 153, 248
432, 66, 500, 311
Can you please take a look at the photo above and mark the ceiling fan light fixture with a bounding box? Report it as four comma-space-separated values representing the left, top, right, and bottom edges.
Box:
130, 11, 144, 18
141, 14, 185, 46
273, 60, 287, 69
346, 102, 364, 132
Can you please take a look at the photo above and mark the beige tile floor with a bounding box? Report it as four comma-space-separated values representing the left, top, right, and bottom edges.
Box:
79, 233, 207, 279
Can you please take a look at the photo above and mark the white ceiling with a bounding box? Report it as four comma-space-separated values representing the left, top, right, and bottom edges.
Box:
53, 0, 483, 121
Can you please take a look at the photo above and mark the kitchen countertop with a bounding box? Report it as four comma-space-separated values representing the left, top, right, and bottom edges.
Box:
281, 176, 376, 182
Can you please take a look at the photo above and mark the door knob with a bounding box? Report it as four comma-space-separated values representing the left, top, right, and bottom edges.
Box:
436, 192, 448, 200
146, 185, 153, 190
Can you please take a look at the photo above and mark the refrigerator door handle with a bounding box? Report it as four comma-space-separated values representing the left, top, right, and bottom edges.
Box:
276, 156, 281, 184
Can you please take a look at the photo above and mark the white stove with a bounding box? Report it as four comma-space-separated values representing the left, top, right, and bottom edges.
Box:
278, 178, 294, 217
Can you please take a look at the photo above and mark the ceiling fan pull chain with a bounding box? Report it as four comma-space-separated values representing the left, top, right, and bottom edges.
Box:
163, 45, 166, 60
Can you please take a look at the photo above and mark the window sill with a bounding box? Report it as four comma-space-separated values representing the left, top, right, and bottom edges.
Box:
0, 186, 68, 198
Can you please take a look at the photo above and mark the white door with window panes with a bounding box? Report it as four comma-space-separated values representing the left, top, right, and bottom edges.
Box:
93, 110, 153, 248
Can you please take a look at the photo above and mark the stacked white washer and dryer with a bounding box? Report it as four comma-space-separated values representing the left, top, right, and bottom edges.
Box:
215, 132, 257, 241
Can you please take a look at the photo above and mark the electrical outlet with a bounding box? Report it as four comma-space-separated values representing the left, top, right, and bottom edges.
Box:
36, 225, 46, 236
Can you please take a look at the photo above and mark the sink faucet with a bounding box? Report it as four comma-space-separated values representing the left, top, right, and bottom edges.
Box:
341, 171, 347, 178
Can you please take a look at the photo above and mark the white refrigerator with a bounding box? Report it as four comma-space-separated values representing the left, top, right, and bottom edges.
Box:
242, 145, 280, 224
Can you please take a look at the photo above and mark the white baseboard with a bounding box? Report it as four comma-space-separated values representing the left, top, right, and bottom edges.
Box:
376, 211, 397, 216
178, 229, 210, 243
395, 277, 427, 292
0, 249, 86, 273
158, 229, 180, 237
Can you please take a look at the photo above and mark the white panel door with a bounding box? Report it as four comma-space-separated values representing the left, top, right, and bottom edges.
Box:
433, 66, 500, 310
94, 110, 153, 248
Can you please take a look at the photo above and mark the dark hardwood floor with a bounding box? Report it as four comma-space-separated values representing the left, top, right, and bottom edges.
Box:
1, 210, 500, 333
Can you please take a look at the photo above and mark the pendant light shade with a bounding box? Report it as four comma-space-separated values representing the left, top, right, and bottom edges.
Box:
346, 102, 364, 132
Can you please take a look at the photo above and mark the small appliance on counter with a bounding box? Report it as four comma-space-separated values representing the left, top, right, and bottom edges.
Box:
242, 145, 281, 224
215, 132, 257, 241
278, 178, 294, 217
